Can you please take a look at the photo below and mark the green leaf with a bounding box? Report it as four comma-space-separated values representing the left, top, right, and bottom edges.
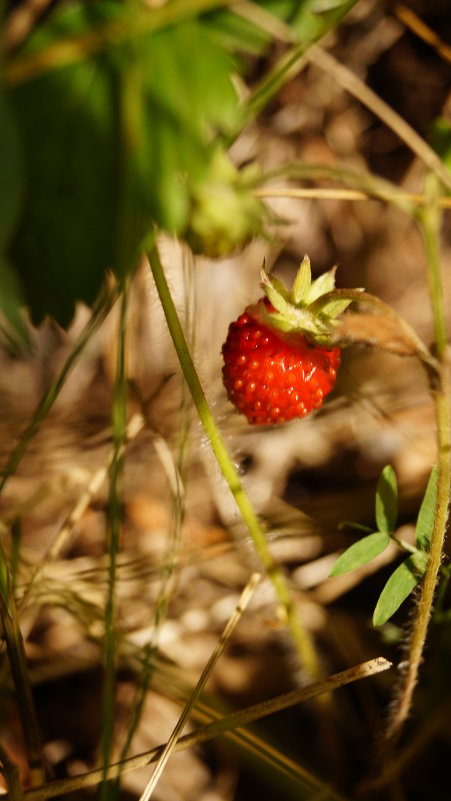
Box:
415, 464, 438, 552
7, 4, 244, 325
209, 0, 358, 56
373, 552, 428, 627
285, 0, 359, 40
205, 10, 271, 55
330, 531, 391, 577
375, 465, 398, 534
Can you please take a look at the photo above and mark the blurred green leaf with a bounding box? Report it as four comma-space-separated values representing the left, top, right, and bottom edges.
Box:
6, 4, 247, 325
0, 89, 28, 343
375, 465, 398, 534
285, 0, 358, 39
6, 0, 359, 326
241, 0, 358, 118
415, 464, 438, 552
208, 0, 351, 55
373, 552, 428, 627
330, 531, 391, 577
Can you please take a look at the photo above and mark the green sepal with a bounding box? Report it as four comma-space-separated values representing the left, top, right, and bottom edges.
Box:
305, 266, 337, 304
259, 297, 320, 336
260, 257, 355, 342
291, 255, 312, 304
313, 296, 353, 320
268, 273, 292, 303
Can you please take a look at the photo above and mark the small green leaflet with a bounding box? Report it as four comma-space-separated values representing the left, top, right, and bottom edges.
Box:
375, 465, 398, 534
415, 464, 438, 552
330, 531, 391, 577
373, 551, 428, 627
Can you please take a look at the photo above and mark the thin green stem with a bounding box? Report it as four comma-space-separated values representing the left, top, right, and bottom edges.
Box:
387, 177, 450, 742
420, 174, 447, 359
259, 163, 418, 216
387, 375, 450, 742
100, 285, 128, 799
147, 241, 320, 677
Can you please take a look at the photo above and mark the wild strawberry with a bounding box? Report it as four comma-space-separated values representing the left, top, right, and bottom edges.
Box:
222, 257, 352, 425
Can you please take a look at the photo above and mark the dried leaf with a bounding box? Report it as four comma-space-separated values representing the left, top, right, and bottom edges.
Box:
336, 312, 421, 356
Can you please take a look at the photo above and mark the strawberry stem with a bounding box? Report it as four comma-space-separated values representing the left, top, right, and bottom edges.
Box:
147, 240, 321, 678
386, 174, 451, 743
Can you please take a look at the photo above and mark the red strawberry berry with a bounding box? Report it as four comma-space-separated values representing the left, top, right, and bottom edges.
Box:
222, 302, 340, 424
221, 257, 352, 425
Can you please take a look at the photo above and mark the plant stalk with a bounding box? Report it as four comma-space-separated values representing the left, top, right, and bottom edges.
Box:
147, 241, 320, 677
100, 285, 128, 799
387, 176, 450, 741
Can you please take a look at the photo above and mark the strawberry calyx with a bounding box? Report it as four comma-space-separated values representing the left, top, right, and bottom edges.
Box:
253, 256, 362, 346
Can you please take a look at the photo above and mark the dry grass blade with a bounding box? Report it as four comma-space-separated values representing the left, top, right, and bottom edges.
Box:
256, 186, 451, 208
395, 4, 451, 63
137, 572, 261, 801
13, 657, 391, 801
18, 413, 145, 616
306, 46, 451, 192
